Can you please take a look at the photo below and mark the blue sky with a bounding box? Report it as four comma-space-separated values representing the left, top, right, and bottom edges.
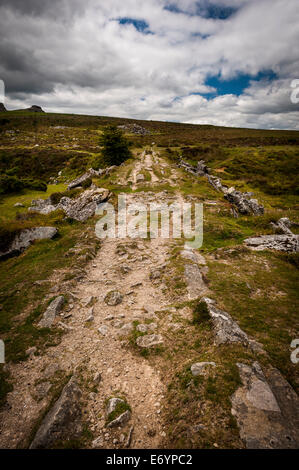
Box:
1, 0, 299, 129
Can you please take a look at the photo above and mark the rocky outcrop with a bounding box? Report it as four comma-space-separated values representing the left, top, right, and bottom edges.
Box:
30, 377, 82, 449
38, 296, 64, 328
29, 187, 110, 222
118, 124, 150, 135
0, 227, 58, 261
26, 105, 45, 113
67, 168, 101, 190
178, 158, 264, 216
224, 187, 264, 215
245, 217, 299, 252
231, 362, 299, 449
245, 234, 299, 252
0, 103, 6, 112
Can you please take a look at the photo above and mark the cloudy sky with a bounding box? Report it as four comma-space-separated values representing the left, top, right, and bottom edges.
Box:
1, 0, 299, 129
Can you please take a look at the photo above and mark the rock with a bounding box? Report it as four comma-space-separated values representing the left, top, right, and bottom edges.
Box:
118, 124, 150, 135
150, 268, 162, 280
224, 187, 264, 215
0, 102, 7, 112
14, 202, 25, 208
245, 234, 299, 252
120, 264, 131, 275
67, 168, 100, 190
29, 188, 110, 222
98, 325, 109, 336
136, 334, 164, 348
26, 105, 45, 113
231, 362, 299, 449
184, 264, 208, 300
30, 377, 82, 448
38, 296, 64, 328
126, 426, 134, 448
270, 217, 294, 235
181, 248, 206, 265
81, 296, 96, 307
29, 199, 56, 215
202, 297, 250, 346
43, 363, 60, 379
26, 346, 37, 357
106, 397, 124, 416
104, 290, 123, 306
92, 436, 103, 448
196, 160, 209, 175
117, 322, 133, 336
0, 227, 58, 261
191, 362, 216, 376
58, 187, 110, 222
136, 174, 145, 183
107, 410, 131, 428
93, 372, 101, 384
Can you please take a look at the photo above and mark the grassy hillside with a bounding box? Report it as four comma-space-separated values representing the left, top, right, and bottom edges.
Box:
0, 111, 298, 446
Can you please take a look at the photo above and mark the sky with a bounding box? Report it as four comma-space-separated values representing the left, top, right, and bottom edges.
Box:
0, 0, 299, 129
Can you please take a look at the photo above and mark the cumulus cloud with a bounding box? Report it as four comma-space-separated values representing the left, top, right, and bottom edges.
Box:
0, 0, 298, 129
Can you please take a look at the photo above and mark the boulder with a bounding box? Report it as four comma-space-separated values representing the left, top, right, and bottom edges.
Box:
67, 169, 100, 190
38, 295, 64, 328
184, 264, 208, 300
0, 103, 6, 112
0, 227, 58, 261
107, 410, 131, 428
245, 234, 299, 252
201, 297, 250, 346
104, 290, 123, 306
30, 377, 82, 449
231, 362, 299, 449
224, 187, 264, 215
191, 362, 216, 376
29, 188, 110, 222
136, 334, 163, 348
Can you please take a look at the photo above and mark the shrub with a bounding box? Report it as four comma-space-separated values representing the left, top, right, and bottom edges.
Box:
99, 125, 132, 166
0, 175, 24, 195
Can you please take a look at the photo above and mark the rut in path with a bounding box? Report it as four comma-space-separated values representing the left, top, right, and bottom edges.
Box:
0, 150, 189, 449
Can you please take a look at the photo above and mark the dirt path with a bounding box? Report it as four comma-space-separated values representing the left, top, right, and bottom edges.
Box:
0, 148, 188, 449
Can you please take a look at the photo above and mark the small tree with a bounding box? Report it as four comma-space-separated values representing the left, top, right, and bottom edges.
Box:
99, 125, 132, 166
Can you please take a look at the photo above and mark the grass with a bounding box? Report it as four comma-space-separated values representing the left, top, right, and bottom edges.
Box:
207, 250, 299, 392
0, 110, 298, 448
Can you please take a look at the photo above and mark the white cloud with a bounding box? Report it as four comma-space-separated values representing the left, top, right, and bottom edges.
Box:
1, 0, 299, 129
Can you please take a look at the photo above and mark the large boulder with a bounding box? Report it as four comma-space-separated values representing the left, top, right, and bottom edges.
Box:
231, 362, 299, 449
0, 102, 6, 112
0, 227, 57, 261
30, 377, 82, 449
29, 188, 110, 222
